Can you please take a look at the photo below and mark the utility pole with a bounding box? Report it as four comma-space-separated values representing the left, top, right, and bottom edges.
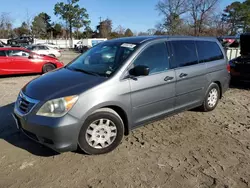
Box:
99, 17, 102, 23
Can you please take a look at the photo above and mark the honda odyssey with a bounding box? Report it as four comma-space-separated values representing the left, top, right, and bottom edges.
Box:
13, 36, 230, 155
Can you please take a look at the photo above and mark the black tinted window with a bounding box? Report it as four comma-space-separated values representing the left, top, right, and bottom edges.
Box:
133, 42, 169, 74
0, 50, 6, 56
171, 40, 198, 67
196, 41, 224, 63
38, 46, 48, 50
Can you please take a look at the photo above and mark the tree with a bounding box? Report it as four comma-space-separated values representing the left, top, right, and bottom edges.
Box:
53, 23, 63, 38
188, 0, 219, 36
222, 1, 250, 35
32, 12, 52, 38
54, 0, 90, 46
14, 22, 30, 36
82, 26, 93, 38
97, 19, 112, 38
124, 29, 133, 37
156, 0, 188, 34
137, 32, 149, 36
0, 12, 13, 38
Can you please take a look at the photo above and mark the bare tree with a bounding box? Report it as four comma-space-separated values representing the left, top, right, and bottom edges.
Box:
188, 0, 219, 36
156, 0, 188, 34
114, 25, 126, 35
25, 9, 33, 34
0, 12, 13, 38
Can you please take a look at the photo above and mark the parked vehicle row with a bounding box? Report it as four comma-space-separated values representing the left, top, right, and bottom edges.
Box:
0, 47, 63, 75
13, 36, 230, 155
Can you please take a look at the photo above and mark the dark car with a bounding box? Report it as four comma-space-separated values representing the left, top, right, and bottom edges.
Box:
13, 36, 230, 155
7, 36, 34, 46
229, 33, 250, 82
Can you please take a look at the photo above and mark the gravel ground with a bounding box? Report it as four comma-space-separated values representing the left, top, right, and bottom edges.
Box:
0, 51, 250, 188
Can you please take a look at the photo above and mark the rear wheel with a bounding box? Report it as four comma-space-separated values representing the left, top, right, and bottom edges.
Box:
200, 83, 220, 112
78, 108, 124, 155
42, 63, 56, 73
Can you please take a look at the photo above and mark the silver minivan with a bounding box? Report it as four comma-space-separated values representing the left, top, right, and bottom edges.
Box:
13, 36, 230, 155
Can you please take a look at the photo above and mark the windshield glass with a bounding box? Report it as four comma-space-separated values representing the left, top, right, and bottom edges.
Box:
67, 41, 138, 77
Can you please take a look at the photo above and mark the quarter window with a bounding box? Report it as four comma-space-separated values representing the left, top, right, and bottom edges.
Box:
133, 42, 169, 74
196, 41, 224, 63
0, 50, 6, 56
171, 40, 198, 68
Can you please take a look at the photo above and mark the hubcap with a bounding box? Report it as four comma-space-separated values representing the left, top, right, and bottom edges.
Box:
85, 119, 117, 149
207, 88, 218, 108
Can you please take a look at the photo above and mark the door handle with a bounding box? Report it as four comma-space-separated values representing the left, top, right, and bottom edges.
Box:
164, 76, 174, 81
179, 73, 188, 78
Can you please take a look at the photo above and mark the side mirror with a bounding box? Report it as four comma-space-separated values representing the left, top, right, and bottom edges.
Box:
130, 65, 150, 77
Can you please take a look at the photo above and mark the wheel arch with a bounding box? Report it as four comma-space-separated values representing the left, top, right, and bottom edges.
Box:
78, 102, 131, 136
212, 81, 222, 98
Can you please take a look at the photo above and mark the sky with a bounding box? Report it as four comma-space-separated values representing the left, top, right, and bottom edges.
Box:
0, 0, 241, 32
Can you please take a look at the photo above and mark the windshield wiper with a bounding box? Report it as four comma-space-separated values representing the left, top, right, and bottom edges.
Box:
67, 67, 101, 77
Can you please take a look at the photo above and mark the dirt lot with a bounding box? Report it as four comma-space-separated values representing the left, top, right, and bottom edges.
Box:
0, 51, 250, 188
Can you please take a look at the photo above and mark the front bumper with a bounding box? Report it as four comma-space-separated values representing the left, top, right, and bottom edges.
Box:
13, 106, 81, 153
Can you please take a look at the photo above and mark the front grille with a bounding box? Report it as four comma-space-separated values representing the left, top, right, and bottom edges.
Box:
16, 92, 39, 115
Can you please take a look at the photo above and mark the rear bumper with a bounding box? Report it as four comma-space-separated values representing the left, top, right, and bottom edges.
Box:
13, 107, 81, 153
231, 71, 250, 82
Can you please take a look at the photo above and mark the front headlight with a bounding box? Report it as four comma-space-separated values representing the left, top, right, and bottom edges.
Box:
37, 95, 78, 117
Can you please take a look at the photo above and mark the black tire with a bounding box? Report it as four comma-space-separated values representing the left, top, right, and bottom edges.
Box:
42, 63, 56, 73
78, 108, 124, 155
48, 54, 56, 57
200, 83, 220, 112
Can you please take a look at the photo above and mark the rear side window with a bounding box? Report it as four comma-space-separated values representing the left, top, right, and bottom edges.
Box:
133, 42, 169, 74
171, 40, 198, 68
38, 46, 49, 50
0, 50, 6, 56
196, 41, 224, 63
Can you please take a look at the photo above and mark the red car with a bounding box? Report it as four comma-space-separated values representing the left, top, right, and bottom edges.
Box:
0, 47, 64, 75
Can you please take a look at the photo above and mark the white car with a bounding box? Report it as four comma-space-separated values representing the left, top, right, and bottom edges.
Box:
27, 45, 61, 58
37, 42, 60, 49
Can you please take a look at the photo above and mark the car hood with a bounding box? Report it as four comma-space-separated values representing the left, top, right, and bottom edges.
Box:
22, 68, 107, 101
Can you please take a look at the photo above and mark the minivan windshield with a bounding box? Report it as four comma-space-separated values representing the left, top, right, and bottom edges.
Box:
66, 41, 138, 77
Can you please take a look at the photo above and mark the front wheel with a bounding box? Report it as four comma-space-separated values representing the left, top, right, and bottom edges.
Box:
200, 83, 220, 112
42, 63, 56, 74
78, 108, 124, 155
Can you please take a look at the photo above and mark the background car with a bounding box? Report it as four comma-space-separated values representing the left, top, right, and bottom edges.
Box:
7, 36, 34, 46
217, 36, 240, 48
26, 45, 62, 58
37, 42, 60, 49
0, 47, 64, 76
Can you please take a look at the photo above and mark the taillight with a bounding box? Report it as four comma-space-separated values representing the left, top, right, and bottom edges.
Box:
58, 50, 61, 53
227, 64, 231, 73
